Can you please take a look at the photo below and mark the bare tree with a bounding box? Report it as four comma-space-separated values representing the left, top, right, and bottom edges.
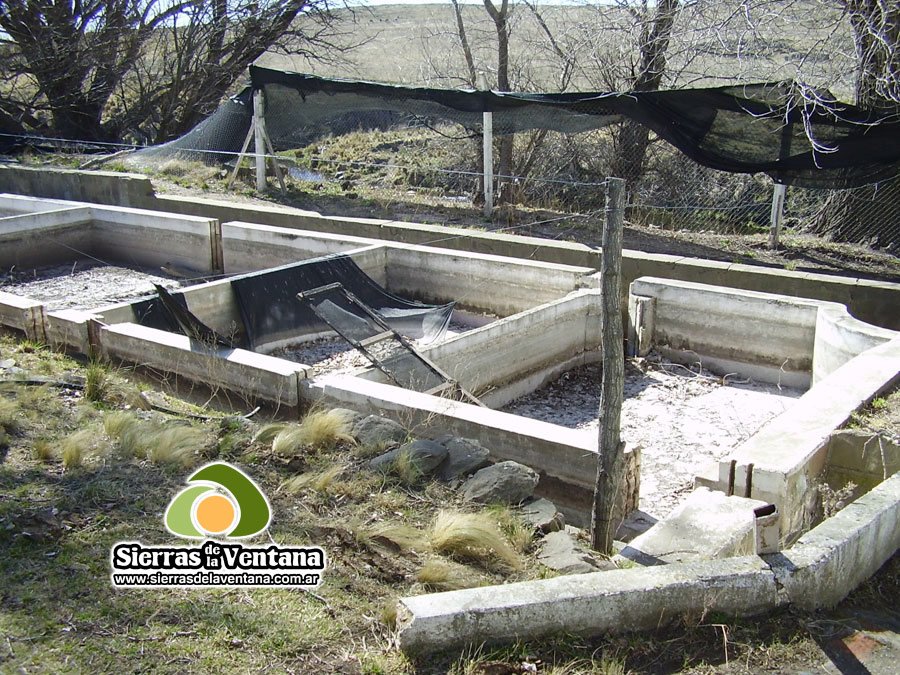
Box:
609, 0, 680, 202
812, 1, 900, 250
0, 0, 343, 144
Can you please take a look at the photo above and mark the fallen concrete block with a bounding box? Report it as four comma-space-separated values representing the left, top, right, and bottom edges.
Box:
619, 488, 768, 566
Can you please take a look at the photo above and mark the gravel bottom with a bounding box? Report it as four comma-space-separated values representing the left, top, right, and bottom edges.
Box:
501, 354, 803, 520
0, 261, 182, 310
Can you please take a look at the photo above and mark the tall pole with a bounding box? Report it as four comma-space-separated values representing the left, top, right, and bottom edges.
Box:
769, 183, 787, 249
478, 72, 493, 218
591, 177, 626, 554
253, 89, 266, 192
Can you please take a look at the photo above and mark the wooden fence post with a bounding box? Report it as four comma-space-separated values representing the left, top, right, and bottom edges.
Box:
591, 176, 626, 553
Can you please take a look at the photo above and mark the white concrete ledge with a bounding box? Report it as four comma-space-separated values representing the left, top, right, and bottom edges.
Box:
101, 323, 309, 409
398, 556, 781, 652
0, 291, 47, 341
398, 471, 900, 654
716, 338, 900, 544
767, 471, 900, 609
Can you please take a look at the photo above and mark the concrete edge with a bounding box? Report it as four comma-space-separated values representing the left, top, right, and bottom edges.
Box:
397, 471, 900, 653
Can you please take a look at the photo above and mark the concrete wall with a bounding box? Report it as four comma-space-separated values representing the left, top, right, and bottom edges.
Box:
4, 167, 898, 329
221, 221, 380, 273
0, 207, 94, 268
0, 165, 154, 208
0, 193, 220, 273
813, 306, 899, 384
101, 323, 309, 410
705, 338, 900, 545
359, 290, 602, 407
383, 245, 596, 317
0, 291, 46, 341
630, 277, 899, 389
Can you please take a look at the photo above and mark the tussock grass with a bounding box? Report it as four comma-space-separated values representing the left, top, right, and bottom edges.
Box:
430, 510, 523, 572
252, 422, 288, 445
0, 396, 21, 433
271, 410, 354, 456
84, 362, 109, 402
487, 504, 534, 554
60, 429, 101, 468
281, 464, 346, 495
416, 559, 480, 592
368, 522, 428, 552
145, 425, 204, 467
391, 447, 424, 486
103, 410, 138, 440
32, 439, 54, 462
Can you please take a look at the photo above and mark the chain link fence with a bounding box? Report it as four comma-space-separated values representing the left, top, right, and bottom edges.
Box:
271, 121, 900, 255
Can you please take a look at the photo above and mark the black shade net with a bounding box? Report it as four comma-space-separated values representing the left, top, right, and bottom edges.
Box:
130, 65, 900, 189
229, 254, 454, 350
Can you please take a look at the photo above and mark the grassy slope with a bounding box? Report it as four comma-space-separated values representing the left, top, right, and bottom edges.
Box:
0, 335, 897, 673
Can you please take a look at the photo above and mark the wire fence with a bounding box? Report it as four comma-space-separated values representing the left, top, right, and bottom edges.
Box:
268, 123, 900, 254
5, 123, 900, 256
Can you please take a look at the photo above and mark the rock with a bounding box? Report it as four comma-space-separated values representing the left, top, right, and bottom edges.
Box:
538, 530, 613, 575
352, 415, 407, 447
433, 435, 491, 482
368, 448, 400, 473
519, 498, 565, 534
369, 439, 449, 477
398, 439, 449, 475
461, 461, 539, 505
0, 359, 15, 370
330, 407, 364, 428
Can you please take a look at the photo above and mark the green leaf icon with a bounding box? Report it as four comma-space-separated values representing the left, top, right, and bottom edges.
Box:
165, 485, 211, 538
188, 462, 271, 538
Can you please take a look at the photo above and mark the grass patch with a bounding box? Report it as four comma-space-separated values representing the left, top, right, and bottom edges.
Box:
430, 510, 523, 572
0, 395, 22, 433
60, 428, 100, 468
84, 362, 109, 402
31, 438, 54, 462
270, 409, 354, 456
415, 559, 480, 592
145, 425, 205, 467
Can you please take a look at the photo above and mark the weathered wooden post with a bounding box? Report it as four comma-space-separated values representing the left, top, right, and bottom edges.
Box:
478, 72, 494, 218
591, 176, 626, 554
253, 89, 266, 192
769, 183, 787, 249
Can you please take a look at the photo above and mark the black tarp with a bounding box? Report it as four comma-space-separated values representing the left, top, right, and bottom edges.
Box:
229, 254, 454, 350
135, 65, 900, 189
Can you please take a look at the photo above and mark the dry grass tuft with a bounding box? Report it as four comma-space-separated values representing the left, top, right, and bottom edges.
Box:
430, 510, 523, 572
487, 504, 534, 554
280, 464, 346, 495
391, 447, 425, 486
60, 428, 102, 468
84, 362, 109, 402
271, 410, 354, 456
0, 396, 22, 433
368, 523, 428, 552
145, 425, 204, 467
103, 410, 138, 440
32, 439, 54, 462
252, 423, 288, 446
415, 559, 480, 592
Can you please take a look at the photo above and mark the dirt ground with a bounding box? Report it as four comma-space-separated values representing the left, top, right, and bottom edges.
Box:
502, 355, 802, 520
